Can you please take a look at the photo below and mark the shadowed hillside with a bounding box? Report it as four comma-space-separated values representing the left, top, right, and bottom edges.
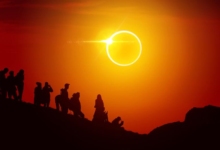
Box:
0, 99, 146, 150
148, 105, 220, 150
1, 99, 220, 150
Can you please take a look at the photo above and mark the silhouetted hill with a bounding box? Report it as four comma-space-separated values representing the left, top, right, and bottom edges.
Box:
0, 99, 146, 150
1, 99, 220, 150
148, 105, 220, 150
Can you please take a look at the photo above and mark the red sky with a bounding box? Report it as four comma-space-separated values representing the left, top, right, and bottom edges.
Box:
0, 0, 220, 134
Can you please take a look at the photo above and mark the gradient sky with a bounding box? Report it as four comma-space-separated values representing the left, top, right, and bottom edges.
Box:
0, 0, 220, 134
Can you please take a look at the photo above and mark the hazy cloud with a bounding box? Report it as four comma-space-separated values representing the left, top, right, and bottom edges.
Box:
0, 0, 219, 28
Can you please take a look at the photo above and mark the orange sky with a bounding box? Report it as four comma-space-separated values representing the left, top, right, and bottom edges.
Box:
0, 0, 220, 134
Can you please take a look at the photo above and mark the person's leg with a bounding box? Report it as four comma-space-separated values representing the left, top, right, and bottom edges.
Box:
56, 101, 60, 111
44, 100, 47, 107
8, 90, 12, 99
17, 86, 21, 101
62, 107, 68, 114
1, 87, 7, 99
73, 111, 77, 116
18, 84, 23, 101
0, 88, 2, 100
47, 99, 50, 107
12, 90, 18, 100
20, 83, 24, 101
79, 111, 84, 118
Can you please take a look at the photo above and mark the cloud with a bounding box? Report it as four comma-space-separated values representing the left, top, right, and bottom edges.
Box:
0, 0, 100, 9
1, 0, 220, 18
0, 1, 100, 27
0, 0, 219, 29
156, 0, 220, 18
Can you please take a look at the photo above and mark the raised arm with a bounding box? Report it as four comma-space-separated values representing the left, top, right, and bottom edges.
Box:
49, 86, 53, 92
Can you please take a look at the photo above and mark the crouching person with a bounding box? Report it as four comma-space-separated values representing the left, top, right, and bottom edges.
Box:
112, 117, 124, 128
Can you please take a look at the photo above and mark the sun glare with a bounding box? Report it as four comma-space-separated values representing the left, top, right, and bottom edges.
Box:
78, 31, 142, 66
102, 39, 113, 45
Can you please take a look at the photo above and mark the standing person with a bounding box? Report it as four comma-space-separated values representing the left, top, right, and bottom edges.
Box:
61, 83, 70, 114
15, 69, 24, 102
92, 94, 108, 123
42, 82, 53, 107
70, 92, 84, 118
55, 83, 70, 113
63, 84, 69, 101
34, 82, 42, 105
0, 68, 9, 99
94, 94, 105, 112
55, 89, 64, 111
7, 71, 18, 100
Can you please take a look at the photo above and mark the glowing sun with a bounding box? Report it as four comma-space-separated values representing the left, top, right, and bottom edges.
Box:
104, 31, 142, 66
102, 39, 113, 45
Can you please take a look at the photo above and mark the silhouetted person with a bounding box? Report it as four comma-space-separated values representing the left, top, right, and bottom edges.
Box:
15, 69, 24, 101
55, 89, 63, 111
61, 83, 69, 114
95, 94, 105, 112
7, 71, 18, 100
63, 83, 69, 100
112, 117, 124, 127
0, 68, 8, 99
55, 84, 69, 114
93, 94, 108, 123
70, 92, 84, 118
34, 82, 42, 105
42, 82, 53, 107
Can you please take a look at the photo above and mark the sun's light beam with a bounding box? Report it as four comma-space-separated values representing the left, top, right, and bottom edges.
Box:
75, 31, 142, 66
101, 39, 113, 45
75, 39, 135, 44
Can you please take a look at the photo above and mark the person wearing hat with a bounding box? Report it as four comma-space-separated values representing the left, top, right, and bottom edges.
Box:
34, 82, 42, 105
7, 71, 18, 100
0, 68, 9, 99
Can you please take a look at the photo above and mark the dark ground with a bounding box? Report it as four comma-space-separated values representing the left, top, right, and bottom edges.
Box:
0, 99, 220, 150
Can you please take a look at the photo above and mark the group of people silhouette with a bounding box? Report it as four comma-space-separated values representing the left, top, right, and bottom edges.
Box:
34, 82, 53, 107
55, 84, 84, 118
38, 83, 124, 127
0, 68, 24, 101
0, 68, 124, 128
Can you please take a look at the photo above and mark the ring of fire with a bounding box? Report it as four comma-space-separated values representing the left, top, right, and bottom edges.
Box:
106, 31, 142, 66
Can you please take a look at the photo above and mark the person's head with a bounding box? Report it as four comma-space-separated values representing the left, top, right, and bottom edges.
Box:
116, 117, 121, 121
36, 82, 41, 88
61, 88, 64, 94
97, 94, 102, 100
19, 69, 24, 74
45, 82, 48, 87
65, 83, 69, 90
76, 92, 80, 98
72, 93, 76, 98
3, 68, 8, 73
9, 71, 14, 76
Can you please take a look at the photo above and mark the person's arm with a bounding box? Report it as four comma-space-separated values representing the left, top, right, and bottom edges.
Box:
50, 86, 53, 92
94, 99, 97, 108
119, 121, 124, 127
